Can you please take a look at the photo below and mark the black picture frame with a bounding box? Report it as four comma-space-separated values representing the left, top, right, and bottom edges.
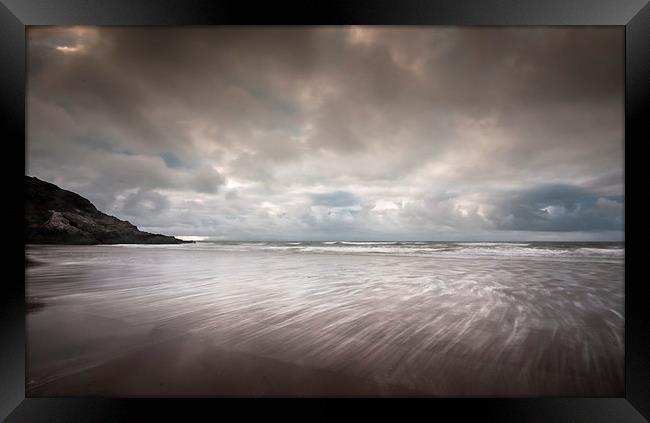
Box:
2, 0, 649, 421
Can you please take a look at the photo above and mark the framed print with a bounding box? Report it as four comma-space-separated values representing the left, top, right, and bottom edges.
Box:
1, 0, 649, 421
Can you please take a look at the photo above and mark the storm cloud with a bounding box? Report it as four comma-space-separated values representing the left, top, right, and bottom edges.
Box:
27, 27, 623, 240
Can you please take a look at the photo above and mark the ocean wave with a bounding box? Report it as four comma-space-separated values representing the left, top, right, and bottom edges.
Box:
455, 242, 530, 247
338, 241, 404, 245
48, 241, 625, 261
574, 247, 625, 256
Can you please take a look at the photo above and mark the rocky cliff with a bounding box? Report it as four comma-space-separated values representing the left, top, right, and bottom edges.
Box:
26, 176, 188, 244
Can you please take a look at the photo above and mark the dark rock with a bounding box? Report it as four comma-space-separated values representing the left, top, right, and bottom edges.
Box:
26, 176, 191, 245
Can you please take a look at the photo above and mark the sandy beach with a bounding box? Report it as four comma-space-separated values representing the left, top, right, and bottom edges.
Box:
26, 242, 624, 397
28, 310, 420, 397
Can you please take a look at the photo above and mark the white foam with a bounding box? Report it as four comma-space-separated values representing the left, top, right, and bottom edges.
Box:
455, 242, 530, 246
83, 241, 625, 261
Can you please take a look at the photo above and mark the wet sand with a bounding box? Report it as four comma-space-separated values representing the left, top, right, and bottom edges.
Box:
27, 306, 622, 397
26, 244, 624, 397
29, 324, 420, 397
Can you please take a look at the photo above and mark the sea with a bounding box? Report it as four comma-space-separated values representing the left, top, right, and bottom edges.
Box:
25, 241, 624, 396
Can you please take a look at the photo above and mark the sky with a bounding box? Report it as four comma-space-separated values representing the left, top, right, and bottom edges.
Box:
27, 26, 624, 241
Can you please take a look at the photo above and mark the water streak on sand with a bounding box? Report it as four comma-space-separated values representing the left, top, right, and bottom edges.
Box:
26, 241, 624, 396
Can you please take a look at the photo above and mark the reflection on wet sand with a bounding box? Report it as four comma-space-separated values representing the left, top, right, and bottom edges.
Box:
27, 243, 624, 396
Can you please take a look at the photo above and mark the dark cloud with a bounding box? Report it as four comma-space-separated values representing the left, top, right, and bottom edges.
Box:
27, 27, 623, 240
160, 152, 185, 169
488, 184, 623, 232
122, 189, 171, 219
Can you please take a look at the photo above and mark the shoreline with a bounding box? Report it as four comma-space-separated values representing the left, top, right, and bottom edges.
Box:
26, 245, 624, 397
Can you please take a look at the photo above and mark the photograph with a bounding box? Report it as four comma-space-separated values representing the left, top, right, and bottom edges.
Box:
25, 26, 624, 397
